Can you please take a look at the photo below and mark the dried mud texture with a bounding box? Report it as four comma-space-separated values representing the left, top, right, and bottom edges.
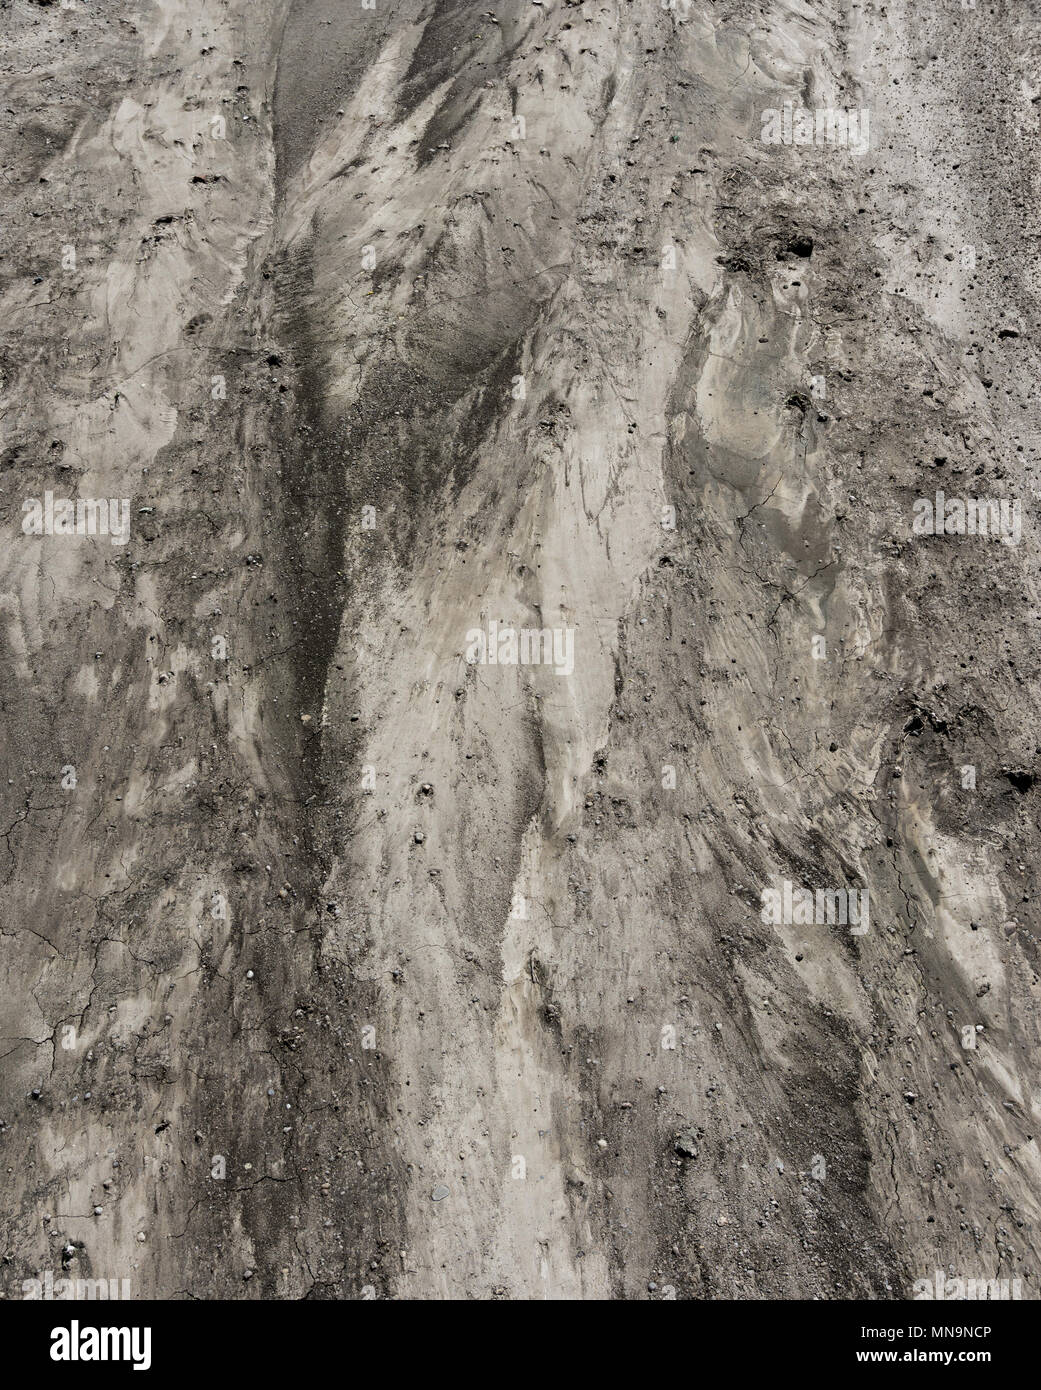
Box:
1, 0, 1040, 1302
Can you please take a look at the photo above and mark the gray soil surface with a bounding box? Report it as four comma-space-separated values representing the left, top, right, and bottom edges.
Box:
1, 0, 1040, 1300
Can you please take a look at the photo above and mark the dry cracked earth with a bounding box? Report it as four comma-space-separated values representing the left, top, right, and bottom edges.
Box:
1, 0, 1040, 1304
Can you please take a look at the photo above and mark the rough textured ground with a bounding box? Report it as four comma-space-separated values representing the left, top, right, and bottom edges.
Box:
1, 0, 1040, 1301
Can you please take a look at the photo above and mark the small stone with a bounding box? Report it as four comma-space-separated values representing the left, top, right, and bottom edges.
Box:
431, 1184, 450, 1201
675, 1133, 698, 1159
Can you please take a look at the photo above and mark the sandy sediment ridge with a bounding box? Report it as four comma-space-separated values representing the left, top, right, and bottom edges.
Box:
0, 0, 1039, 1300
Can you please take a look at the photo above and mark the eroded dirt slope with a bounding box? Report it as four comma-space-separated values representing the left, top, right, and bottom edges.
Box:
1, 0, 1040, 1300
